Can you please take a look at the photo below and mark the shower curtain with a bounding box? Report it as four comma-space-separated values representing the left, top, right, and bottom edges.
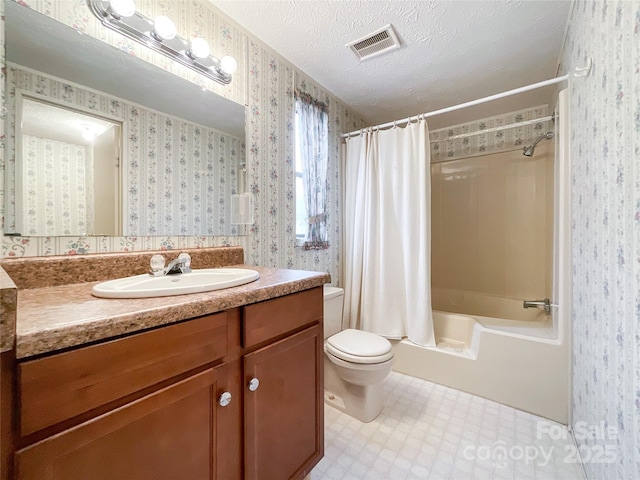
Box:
342, 119, 435, 347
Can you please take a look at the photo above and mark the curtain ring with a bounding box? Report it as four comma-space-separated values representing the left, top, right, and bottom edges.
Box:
393, 120, 397, 128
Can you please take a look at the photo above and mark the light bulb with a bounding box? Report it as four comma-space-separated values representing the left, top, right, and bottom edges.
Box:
219, 55, 237, 75
82, 129, 96, 142
189, 37, 210, 59
153, 16, 176, 41
109, 0, 136, 18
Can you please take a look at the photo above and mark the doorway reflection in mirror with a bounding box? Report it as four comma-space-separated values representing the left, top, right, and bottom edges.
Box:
20, 97, 122, 236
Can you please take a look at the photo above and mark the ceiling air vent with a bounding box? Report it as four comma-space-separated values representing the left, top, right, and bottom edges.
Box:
346, 24, 401, 61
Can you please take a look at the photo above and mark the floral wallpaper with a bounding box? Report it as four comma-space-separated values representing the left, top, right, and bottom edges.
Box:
242, 47, 364, 281
22, 134, 92, 236
429, 105, 550, 162
562, 1, 640, 479
5, 65, 244, 237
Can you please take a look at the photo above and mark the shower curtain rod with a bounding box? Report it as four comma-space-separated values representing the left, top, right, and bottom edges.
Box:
429, 115, 554, 142
341, 74, 569, 139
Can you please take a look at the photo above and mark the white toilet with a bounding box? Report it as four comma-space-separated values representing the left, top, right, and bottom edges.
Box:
323, 286, 394, 423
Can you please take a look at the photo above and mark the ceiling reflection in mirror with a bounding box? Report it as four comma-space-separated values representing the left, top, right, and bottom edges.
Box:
4, 1, 247, 237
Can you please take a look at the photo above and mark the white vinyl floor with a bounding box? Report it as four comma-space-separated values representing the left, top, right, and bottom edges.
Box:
311, 371, 586, 480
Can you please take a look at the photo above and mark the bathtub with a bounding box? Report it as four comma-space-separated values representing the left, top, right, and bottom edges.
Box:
391, 299, 570, 423
395, 89, 573, 424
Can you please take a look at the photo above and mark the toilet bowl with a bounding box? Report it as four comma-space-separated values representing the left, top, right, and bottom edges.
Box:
323, 286, 394, 423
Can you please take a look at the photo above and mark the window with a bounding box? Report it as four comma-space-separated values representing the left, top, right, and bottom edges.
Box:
294, 91, 330, 250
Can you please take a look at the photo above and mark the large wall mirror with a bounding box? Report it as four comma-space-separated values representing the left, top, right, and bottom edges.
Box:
4, 1, 247, 237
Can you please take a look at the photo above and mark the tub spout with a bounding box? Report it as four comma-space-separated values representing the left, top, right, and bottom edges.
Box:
523, 298, 551, 314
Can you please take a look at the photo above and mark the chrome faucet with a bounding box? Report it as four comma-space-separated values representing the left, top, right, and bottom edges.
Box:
523, 298, 551, 314
149, 252, 192, 276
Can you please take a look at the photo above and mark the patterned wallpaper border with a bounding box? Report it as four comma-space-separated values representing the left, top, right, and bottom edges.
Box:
430, 105, 551, 162
2, 234, 247, 258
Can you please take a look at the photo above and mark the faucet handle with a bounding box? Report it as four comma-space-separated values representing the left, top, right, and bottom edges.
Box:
523, 298, 552, 314
150, 254, 166, 276
177, 252, 192, 273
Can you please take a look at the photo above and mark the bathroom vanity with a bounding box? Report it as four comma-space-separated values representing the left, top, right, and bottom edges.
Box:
0, 248, 328, 480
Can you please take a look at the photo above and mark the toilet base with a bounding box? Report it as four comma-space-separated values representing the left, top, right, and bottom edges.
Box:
324, 356, 385, 423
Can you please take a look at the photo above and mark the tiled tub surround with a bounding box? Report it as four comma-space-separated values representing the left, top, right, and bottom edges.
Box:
1, 247, 330, 358
431, 142, 554, 304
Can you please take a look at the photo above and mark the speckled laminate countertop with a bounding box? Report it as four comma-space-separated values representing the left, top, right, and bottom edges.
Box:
0, 267, 18, 353
16, 265, 330, 359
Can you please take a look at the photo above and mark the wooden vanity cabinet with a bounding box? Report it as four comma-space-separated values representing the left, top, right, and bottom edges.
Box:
13, 287, 324, 480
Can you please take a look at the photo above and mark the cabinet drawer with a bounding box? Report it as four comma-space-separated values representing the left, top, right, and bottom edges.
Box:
243, 287, 322, 348
19, 313, 228, 437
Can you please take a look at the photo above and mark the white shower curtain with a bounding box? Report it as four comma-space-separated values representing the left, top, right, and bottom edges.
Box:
342, 119, 435, 347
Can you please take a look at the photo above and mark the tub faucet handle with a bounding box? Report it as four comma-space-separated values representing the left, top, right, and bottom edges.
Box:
523, 298, 551, 314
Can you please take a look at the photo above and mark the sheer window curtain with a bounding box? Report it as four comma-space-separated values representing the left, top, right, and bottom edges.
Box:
294, 91, 329, 250
342, 120, 435, 346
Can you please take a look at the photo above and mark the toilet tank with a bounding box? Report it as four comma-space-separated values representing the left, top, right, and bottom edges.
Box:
323, 286, 344, 339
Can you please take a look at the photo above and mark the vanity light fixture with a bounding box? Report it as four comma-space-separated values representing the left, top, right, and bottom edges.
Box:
87, 0, 237, 85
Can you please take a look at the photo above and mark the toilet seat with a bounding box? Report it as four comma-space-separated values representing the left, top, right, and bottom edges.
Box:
326, 329, 394, 364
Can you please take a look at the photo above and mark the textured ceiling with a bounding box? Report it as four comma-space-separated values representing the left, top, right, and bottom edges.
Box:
22, 99, 115, 146
213, 0, 572, 129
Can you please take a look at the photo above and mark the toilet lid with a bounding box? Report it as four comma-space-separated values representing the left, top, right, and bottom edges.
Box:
326, 329, 394, 364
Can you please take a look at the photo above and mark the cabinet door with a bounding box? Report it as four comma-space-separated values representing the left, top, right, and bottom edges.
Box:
214, 359, 243, 480
244, 324, 323, 480
16, 369, 217, 480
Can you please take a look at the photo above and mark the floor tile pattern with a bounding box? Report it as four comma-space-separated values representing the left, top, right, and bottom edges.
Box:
312, 372, 585, 480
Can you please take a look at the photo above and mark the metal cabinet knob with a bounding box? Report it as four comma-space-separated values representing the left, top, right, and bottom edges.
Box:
218, 391, 232, 407
248, 378, 260, 392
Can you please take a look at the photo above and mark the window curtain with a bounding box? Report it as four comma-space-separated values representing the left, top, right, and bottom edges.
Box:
342, 119, 435, 346
295, 91, 330, 250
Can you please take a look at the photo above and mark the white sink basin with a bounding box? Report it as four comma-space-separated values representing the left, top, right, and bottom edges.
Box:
92, 268, 260, 299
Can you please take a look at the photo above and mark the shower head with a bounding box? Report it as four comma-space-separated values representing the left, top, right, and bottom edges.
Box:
522, 131, 554, 157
